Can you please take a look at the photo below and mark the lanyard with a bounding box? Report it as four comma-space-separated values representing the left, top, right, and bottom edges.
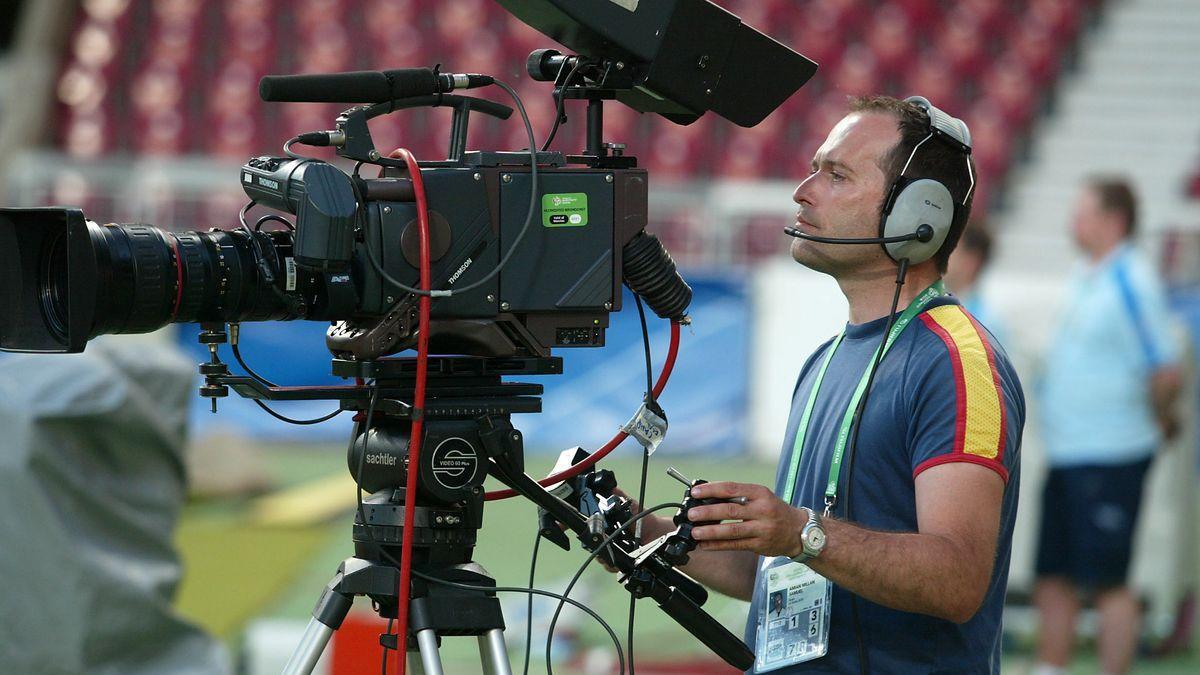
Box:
781, 280, 947, 514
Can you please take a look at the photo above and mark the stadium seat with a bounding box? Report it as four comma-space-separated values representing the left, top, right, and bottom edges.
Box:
47, 0, 1095, 210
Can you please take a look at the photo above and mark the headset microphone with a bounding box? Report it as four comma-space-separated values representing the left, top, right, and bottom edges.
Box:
783, 223, 935, 246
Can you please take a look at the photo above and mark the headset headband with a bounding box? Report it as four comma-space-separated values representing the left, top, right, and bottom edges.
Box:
901, 96, 975, 205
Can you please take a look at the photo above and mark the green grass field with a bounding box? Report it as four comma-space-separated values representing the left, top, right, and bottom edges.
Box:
173, 444, 1198, 673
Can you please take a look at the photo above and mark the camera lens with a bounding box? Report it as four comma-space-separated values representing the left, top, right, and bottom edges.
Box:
48, 221, 315, 342
38, 230, 70, 343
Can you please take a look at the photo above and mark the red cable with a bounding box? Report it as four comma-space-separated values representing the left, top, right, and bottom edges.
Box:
390, 148, 431, 675
484, 319, 682, 501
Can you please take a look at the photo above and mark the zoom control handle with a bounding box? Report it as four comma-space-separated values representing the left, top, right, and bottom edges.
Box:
657, 467, 740, 566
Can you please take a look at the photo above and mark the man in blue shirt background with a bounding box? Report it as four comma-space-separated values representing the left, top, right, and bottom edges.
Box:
623, 95, 1025, 673
1032, 177, 1184, 675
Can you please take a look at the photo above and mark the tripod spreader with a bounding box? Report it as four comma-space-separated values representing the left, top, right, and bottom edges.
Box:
487, 451, 755, 671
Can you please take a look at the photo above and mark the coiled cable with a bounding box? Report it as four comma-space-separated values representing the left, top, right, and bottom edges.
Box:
622, 231, 692, 322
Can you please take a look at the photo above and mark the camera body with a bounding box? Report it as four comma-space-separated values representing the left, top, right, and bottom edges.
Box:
0, 152, 654, 359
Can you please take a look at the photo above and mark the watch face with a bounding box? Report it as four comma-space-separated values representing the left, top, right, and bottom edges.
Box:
807, 528, 826, 551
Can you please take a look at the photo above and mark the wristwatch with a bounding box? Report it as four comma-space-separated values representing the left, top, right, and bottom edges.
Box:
791, 507, 827, 564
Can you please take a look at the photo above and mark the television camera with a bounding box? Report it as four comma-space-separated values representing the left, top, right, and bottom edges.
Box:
0, 1, 815, 672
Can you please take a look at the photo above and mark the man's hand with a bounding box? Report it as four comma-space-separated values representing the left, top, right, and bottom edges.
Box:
595, 487, 674, 573
686, 482, 806, 558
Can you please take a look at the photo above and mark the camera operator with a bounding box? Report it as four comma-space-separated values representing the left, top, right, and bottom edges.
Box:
624, 96, 1024, 673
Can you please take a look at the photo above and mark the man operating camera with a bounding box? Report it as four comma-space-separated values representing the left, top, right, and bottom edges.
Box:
627, 96, 1024, 673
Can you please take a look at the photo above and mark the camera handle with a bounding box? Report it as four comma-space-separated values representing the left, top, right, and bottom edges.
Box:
329, 95, 514, 167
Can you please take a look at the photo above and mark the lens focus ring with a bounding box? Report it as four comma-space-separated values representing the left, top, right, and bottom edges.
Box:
121, 225, 175, 333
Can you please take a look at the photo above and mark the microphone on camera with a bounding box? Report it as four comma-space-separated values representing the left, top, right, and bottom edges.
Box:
258, 68, 494, 104
783, 223, 934, 245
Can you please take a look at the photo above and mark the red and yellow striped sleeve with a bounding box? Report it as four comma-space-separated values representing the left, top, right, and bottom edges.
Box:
914, 305, 1009, 482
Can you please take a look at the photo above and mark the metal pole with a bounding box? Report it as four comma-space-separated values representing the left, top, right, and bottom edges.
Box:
281, 617, 335, 675
478, 628, 513, 675
415, 628, 445, 675
586, 98, 604, 157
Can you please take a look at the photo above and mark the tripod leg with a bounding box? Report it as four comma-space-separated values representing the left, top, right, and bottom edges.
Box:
414, 628, 445, 675
281, 617, 335, 675
282, 573, 355, 675
477, 628, 513, 675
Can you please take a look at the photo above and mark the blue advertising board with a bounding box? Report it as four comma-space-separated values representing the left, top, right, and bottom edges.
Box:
178, 272, 749, 457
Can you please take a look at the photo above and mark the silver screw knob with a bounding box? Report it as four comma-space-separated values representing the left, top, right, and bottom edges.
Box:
667, 467, 693, 487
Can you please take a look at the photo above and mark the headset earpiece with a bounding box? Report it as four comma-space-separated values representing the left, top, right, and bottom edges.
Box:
879, 178, 955, 263
875, 96, 974, 264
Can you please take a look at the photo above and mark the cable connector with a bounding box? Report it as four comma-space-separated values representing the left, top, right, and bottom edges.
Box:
294, 130, 347, 147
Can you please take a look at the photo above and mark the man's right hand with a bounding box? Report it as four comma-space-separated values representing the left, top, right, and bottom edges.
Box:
597, 487, 674, 573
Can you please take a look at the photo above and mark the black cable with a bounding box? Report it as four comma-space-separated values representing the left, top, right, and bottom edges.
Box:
841, 258, 909, 675
232, 343, 277, 387
412, 569, 627, 675
541, 58, 584, 152
522, 529, 542, 675
238, 200, 301, 313
231, 342, 344, 425
382, 617, 395, 675
283, 135, 309, 159
628, 291, 656, 675
544, 503, 681, 675
633, 292, 655, 403
361, 78, 540, 298
250, 399, 344, 425
255, 213, 295, 231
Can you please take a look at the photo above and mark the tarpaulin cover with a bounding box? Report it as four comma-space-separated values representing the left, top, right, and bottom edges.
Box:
0, 340, 231, 674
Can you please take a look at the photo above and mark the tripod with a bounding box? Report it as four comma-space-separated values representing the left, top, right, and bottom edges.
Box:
282, 556, 511, 675
204, 354, 754, 673
275, 355, 553, 675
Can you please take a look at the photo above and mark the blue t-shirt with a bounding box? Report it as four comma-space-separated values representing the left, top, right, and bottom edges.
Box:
744, 297, 1025, 674
1039, 243, 1180, 466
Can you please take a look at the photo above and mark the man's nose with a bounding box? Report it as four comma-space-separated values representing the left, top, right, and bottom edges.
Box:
793, 174, 816, 205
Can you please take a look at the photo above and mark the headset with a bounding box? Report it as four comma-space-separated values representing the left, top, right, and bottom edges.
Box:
784, 95, 975, 265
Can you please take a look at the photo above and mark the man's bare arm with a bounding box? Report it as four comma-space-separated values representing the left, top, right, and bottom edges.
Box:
1151, 366, 1183, 440
688, 462, 1004, 624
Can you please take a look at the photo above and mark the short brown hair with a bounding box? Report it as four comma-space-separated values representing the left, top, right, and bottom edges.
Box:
1085, 176, 1138, 237
848, 95, 976, 273
959, 221, 993, 266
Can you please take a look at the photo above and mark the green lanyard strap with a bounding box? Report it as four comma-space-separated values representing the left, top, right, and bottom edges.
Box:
781, 280, 947, 512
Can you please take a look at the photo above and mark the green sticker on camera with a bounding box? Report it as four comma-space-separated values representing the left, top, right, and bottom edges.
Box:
542, 193, 589, 227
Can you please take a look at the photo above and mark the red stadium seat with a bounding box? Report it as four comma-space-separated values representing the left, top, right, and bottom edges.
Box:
1027, 0, 1083, 43
981, 58, 1038, 133
1011, 18, 1062, 88
643, 116, 718, 181
904, 55, 964, 115
935, 17, 990, 83
830, 46, 882, 99
46, 0, 1096, 209
865, 6, 915, 91
739, 214, 792, 262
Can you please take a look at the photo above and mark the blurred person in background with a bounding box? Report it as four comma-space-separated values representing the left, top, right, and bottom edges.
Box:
1032, 177, 1184, 675
616, 95, 1025, 673
946, 221, 1008, 345
0, 340, 232, 675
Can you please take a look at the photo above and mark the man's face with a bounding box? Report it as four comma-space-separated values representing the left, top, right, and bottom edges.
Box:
1069, 187, 1104, 251
790, 111, 899, 276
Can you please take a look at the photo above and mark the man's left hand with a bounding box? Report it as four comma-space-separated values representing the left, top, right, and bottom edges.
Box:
687, 481, 806, 558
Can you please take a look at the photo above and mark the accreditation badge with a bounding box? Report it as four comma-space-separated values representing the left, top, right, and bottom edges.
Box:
753, 556, 831, 672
